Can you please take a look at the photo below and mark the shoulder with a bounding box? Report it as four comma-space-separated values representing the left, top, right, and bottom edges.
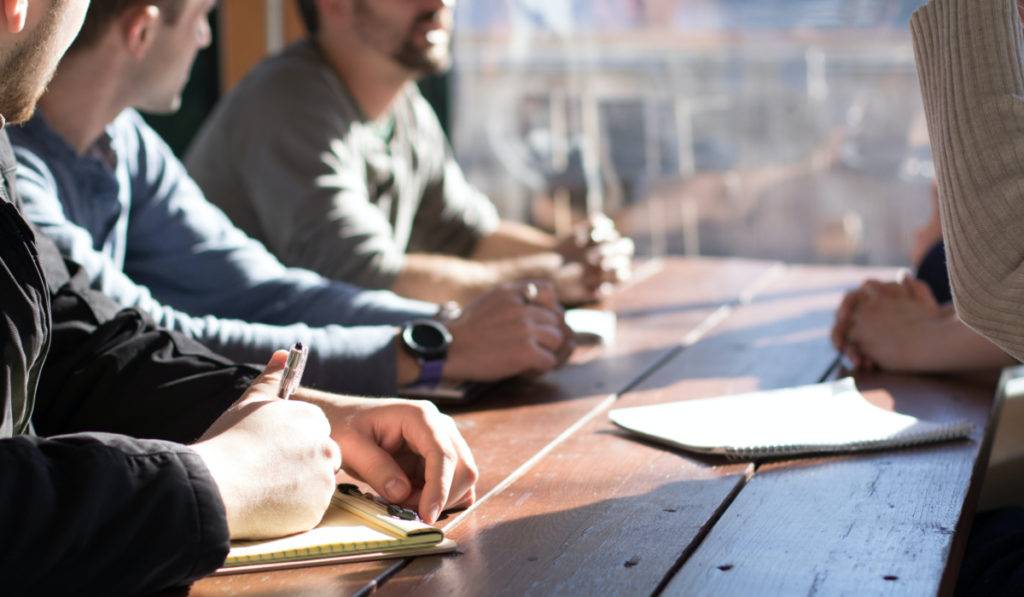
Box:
194, 40, 362, 167
9, 117, 69, 192
9, 114, 71, 172
227, 40, 352, 119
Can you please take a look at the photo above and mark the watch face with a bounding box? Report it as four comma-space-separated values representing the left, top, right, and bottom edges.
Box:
403, 320, 451, 359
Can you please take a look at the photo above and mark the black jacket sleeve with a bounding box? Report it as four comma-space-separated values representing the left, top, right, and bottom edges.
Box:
33, 232, 260, 444
0, 228, 259, 594
0, 132, 261, 594
0, 433, 229, 595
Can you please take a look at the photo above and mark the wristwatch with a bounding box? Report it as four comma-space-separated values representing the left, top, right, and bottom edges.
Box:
400, 319, 452, 388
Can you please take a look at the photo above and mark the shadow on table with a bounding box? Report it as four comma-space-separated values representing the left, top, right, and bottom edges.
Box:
384, 476, 747, 596
441, 344, 682, 412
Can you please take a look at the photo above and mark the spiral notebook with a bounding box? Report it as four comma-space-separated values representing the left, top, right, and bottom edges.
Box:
215, 485, 456, 575
609, 378, 973, 460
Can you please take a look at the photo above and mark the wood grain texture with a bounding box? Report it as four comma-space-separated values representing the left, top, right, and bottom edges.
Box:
448, 258, 780, 496
184, 258, 775, 596
662, 373, 999, 597
372, 264, 885, 596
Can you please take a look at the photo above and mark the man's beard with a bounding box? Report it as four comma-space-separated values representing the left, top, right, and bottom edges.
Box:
354, 0, 452, 77
393, 35, 451, 76
0, 5, 64, 124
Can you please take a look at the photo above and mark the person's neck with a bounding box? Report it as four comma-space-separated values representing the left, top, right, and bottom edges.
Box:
316, 35, 411, 122
37, 49, 133, 155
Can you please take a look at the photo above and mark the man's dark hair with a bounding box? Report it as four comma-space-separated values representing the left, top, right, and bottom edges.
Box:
296, 0, 319, 34
70, 0, 184, 52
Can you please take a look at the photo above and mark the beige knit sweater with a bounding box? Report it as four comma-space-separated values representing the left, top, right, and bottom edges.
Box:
912, 0, 1024, 361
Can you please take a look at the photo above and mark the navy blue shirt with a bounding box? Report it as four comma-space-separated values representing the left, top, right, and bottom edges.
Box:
11, 110, 439, 395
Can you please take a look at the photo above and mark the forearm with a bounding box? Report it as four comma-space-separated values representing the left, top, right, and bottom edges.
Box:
471, 221, 558, 261
392, 253, 502, 303
393, 253, 560, 304
37, 280, 257, 442
914, 314, 1018, 373
144, 305, 406, 396
0, 434, 229, 594
912, 0, 1024, 359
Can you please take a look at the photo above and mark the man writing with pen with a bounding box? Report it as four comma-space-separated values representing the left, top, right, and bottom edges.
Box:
0, 3, 478, 595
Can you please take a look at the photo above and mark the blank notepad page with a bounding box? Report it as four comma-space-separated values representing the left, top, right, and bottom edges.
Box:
609, 378, 973, 459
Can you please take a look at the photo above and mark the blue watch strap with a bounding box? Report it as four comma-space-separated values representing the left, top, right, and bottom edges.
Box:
414, 358, 445, 388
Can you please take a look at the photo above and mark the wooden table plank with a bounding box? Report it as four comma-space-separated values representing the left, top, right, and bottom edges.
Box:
373, 264, 885, 596
443, 258, 782, 496
663, 373, 999, 597
184, 257, 778, 597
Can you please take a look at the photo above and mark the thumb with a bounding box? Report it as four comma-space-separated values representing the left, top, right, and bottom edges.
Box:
247, 349, 289, 395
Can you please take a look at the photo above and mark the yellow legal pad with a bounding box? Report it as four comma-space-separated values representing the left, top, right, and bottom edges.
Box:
216, 487, 456, 575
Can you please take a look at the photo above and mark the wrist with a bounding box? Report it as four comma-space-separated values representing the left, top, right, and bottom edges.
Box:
495, 253, 564, 282
397, 320, 452, 387
191, 441, 243, 539
395, 332, 421, 386
903, 316, 948, 372
454, 262, 501, 303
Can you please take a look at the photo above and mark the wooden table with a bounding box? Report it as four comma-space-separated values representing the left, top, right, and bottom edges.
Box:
186, 257, 1000, 597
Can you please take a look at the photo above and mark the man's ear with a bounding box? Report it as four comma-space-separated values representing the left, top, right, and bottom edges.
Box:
121, 4, 161, 59
3, 0, 28, 34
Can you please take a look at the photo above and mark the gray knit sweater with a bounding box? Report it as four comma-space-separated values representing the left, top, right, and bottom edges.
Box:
912, 0, 1024, 360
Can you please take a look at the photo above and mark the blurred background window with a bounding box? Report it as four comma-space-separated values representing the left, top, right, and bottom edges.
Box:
450, 0, 932, 265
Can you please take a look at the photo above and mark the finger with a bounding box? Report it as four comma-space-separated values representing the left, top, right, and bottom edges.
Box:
872, 280, 906, 298
579, 268, 609, 294
906, 277, 939, 308
524, 338, 559, 372
598, 261, 628, 286
327, 439, 343, 475
245, 350, 290, 396
526, 280, 559, 309
408, 428, 457, 523
832, 292, 860, 349
554, 333, 576, 366
597, 252, 633, 273
525, 304, 563, 329
337, 432, 413, 504
846, 344, 865, 370
530, 321, 566, 352
580, 259, 625, 288
861, 280, 882, 301
591, 237, 635, 261
441, 417, 478, 510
